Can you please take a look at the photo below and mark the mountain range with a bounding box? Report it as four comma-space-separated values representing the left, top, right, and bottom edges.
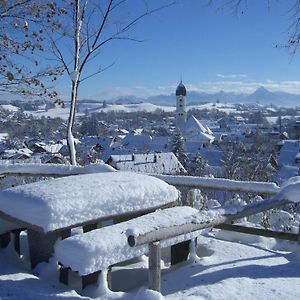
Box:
110, 87, 300, 107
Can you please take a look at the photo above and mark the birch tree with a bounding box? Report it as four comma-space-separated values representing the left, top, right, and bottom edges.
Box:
0, 0, 64, 99
45, 0, 174, 165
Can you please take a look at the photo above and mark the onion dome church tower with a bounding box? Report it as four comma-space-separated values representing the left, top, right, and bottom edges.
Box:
176, 80, 187, 125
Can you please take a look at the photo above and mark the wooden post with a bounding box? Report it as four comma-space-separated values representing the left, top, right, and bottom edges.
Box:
11, 229, 23, 255
82, 271, 101, 289
148, 241, 161, 292
107, 267, 112, 291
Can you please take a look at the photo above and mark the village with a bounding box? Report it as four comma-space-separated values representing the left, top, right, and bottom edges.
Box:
0, 82, 299, 187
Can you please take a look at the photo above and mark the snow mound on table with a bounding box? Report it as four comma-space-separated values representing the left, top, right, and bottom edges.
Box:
0, 172, 178, 232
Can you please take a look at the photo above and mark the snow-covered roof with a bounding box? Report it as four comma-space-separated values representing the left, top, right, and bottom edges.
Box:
181, 115, 208, 134
278, 140, 300, 166
180, 115, 215, 143
108, 152, 186, 175
0, 133, 8, 142
1, 148, 33, 160
0, 172, 178, 232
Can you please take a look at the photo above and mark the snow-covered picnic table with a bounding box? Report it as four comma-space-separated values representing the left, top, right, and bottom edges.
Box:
0, 171, 179, 268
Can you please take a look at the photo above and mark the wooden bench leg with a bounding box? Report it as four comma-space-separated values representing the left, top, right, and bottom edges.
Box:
59, 266, 70, 285
82, 271, 101, 289
81, 268, 112, 290
171, 240, 191, 265
28, 228, 71, 269
0, 232, 10, 248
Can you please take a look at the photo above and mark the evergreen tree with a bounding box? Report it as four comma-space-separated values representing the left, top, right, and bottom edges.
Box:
171, 130, 187, 167
187, 151, 207, 176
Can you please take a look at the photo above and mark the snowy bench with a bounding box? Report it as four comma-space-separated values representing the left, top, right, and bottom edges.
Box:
0, 171, 179, 268
55, 206, 200, 290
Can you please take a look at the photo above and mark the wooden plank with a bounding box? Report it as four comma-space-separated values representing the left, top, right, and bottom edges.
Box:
148, 241, 161, 292
215, 224, 299, 241
11, 229, 24, 255
0, 210, 43, 233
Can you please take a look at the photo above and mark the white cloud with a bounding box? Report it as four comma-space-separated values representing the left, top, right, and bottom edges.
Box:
216, 73, 248, 79
80, 79, 300, 100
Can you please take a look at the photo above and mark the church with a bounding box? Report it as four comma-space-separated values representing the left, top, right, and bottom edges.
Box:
175, 81, 215, 150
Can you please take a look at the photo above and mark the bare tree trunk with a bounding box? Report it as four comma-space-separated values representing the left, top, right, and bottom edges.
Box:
67, 0, 82, 166
67, 81, 79, 166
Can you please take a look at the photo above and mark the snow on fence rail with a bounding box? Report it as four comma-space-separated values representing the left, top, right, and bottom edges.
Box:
0, 162, 280, 195
127, 180, 300, 292
0, 162, 115, 177
152, 174, 280, 195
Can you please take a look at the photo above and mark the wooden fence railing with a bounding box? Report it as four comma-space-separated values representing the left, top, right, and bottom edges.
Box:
127, 184, 300, 291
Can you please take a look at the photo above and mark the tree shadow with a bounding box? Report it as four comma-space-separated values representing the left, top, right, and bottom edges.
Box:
162, 251, 300, 295
0, 277, 88, 299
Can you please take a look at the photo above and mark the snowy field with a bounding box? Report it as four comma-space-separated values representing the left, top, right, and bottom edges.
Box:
21, 102, 238, 120
0, 230, 299, 300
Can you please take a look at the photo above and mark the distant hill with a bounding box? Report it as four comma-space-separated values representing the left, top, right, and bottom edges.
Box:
141, 87, 300, 107
1, 87, 298, 108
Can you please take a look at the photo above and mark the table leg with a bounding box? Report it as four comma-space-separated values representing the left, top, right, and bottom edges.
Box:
27, 229, 71, 269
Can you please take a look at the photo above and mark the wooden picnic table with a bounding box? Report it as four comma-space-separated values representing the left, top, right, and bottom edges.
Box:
0, 171, 178, 268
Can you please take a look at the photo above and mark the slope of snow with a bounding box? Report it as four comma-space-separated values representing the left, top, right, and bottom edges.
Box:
1, 231, 300, 299
100, 103, 175, 113
163, 231, 300, 300
24, 107, 84, 120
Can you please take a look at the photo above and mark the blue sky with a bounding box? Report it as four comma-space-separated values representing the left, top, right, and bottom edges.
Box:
55, 0, 300, 101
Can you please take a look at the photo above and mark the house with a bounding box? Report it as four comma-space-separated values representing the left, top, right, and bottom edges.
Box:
277, 140, 300, 167
106, 152, 186, 175
25, 139, 64, 154
1, 148, 32, 160
179, 115, 215, 152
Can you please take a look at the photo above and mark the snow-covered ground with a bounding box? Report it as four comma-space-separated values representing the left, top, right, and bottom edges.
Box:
24, 107, 84, 121
0, 230, 299, 300
23, 102, 239, 120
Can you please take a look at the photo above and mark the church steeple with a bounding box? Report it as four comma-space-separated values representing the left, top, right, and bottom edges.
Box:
176, 80, 187, 125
